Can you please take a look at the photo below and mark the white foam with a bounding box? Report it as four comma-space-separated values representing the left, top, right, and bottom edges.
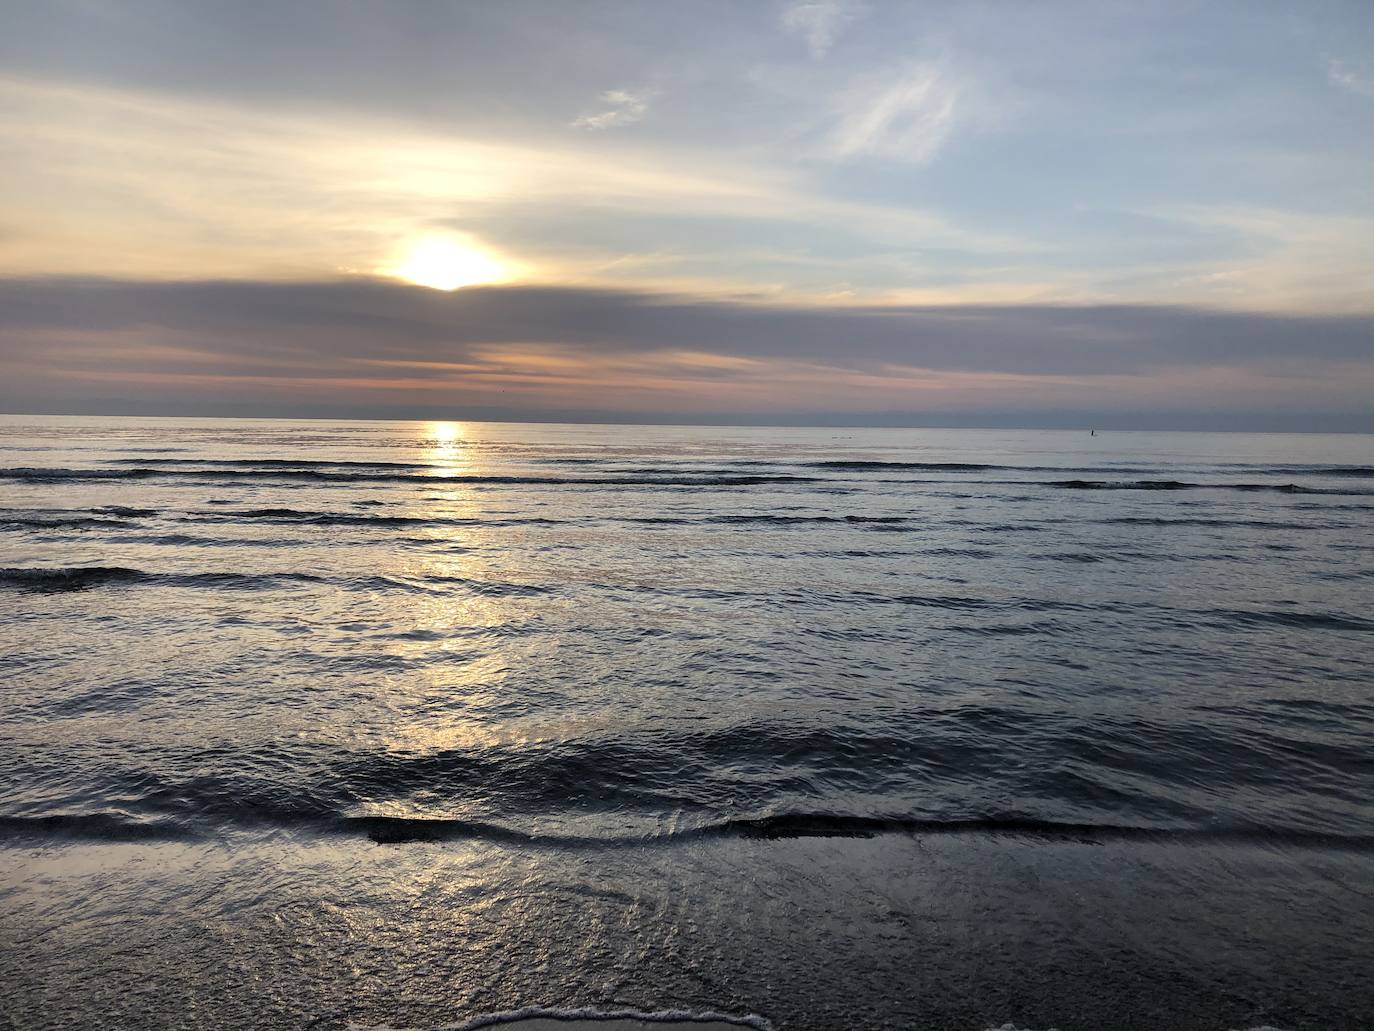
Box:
352, 1006, 774, 1031
356, 1015, 1297, 1031
984, 1025, 1291, 1031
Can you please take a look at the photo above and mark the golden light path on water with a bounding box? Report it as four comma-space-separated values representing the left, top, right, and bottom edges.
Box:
365, 418, 546, 779
425, 420, 470, 474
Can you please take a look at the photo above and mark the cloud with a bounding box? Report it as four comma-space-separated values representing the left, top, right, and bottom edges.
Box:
828, 62, 960, 163
2, 278, 1371, 427
782, 1, 864, 59
1327, 56, 1374, 98
1146, 205, 1374, 313
571, 88, 653, 130
0, 75, 1010, 292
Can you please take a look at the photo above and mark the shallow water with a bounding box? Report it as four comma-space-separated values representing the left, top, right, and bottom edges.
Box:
1, 415, 1372, 1030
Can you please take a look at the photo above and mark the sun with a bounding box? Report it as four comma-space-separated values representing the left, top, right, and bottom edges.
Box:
383, 234, 508, 291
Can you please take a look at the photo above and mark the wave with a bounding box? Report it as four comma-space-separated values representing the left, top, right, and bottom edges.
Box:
0, 566, 148, 590
183, 508, 564, 528
6, 566, 1366, 633
0, 515, 135, 530
1203, 608, 1374, 632
711, 813, 1374, 849
93, 505, 160, 517
0, 466, 817, 487
105, 455, 1374, 478
0, 466, 132, 479
190, 507, 437, 526
714, 513, 906, 525
1097, 516, 1340, 530
423, 574, 552, 597
10, 465, 1374, 496
108, 457, 437, 470
0, 565, 327, 592
807, 460, 1000, 471
820, 460, 1374, 478
6, 809, 1372, 856
0, 565, 549, 597
179, 508, 913, 530
1242, 464, 1374, 478
1048, 479, 1373, 495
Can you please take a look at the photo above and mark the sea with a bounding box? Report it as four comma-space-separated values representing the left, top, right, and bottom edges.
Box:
1, 414, 1372, 1031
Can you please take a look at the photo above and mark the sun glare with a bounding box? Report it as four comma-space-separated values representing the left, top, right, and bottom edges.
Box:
385, 235, 507, 291
427, 420, 462, 445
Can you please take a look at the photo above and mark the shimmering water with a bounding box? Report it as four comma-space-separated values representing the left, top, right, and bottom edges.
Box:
1, 415, 1372, 1030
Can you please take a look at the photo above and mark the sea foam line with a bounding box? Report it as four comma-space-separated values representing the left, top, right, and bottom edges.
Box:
349, 1006, 773, 1030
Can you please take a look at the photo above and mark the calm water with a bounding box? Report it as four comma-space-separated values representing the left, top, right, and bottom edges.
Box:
2, 415, 1372, 1031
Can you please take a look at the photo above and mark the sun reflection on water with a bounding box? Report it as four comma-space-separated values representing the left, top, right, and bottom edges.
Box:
424, 421, 469, 475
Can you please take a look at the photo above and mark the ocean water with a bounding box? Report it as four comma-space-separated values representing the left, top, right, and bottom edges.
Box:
1, 415, 1372, 1031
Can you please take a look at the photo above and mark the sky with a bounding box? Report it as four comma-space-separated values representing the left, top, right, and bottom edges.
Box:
2, 0, 1372, 428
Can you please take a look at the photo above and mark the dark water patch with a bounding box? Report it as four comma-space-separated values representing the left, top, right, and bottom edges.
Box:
0, 466, 138, 481
1047, 479, 1373, 495
919, 547, 997, 558
1051, 478, 1195, 491
807, 460, 1000, 471
184, 508, 918, 531
832, 548, 915, 558
187, 507, 432, 527
93, 505, 160, 517
0, 566, 325, 593
712, 814, 1374, 851
1, 563, 552, 597
1031, 549, 1218, 564
965, 522, 1053, 534
0, 566, 149, 591
1204, 608, 1374, 633
1097, 516, 1340, 530
0, 515, 135, 530
702, 514, 909, 527
0, 813, 193, 842
108, 457, 437, 470
182, 508, 564, 529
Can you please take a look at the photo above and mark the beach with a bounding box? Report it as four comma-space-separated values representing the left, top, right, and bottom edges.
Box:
2, 416, 1372, 1030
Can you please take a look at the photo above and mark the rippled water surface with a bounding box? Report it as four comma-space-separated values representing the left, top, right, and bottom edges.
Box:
2, 415, 1372, 1031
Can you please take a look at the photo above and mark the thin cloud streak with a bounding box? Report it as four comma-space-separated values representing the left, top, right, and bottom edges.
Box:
571, 88, 654, 130
828, 62, 961, 164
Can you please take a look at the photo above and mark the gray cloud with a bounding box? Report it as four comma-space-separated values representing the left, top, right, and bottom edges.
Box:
4, 276, 1370, 367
